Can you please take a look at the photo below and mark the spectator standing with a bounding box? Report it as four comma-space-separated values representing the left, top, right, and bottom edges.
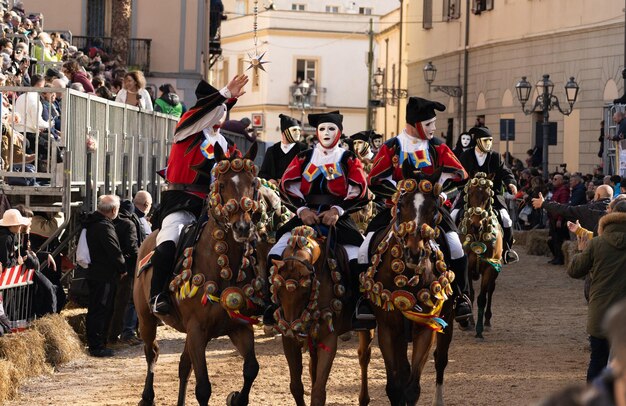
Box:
532, 185, 613, 237
153, 84, 184, 118
108, 200, 140, 345
133, 190, 152, 240
547, 174, 570, 265
610, 175, 622, 199
83, 195, 126, 357
62, 60, 95, 93
569, 174, 588, 206
115, 71, 153, 111
568, 200, 626, 382
611, 111, 626, 141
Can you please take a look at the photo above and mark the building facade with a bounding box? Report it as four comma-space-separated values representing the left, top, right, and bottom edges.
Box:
216, 0, 398, 142
403, 0, 624, 174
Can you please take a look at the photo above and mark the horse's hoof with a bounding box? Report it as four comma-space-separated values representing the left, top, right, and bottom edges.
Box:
226, 391, 240, 406
475, 334, 484, 341
138, 400, 155, 406
262, 325, 275, 336
457, 319, 471, 331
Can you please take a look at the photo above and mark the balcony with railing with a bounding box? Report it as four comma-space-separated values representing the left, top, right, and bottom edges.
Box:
288, 84, 326, 111
71, 36, 151, 74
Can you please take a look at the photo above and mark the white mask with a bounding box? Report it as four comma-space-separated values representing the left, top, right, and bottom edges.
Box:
419, 118, 437, 140
317, 122, 340, 149
460, 134, 471, 148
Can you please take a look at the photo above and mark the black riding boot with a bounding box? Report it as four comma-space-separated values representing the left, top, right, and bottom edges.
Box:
262, 254, 281, 326
352, 261, 376, 331
149, 241, 177, 314
449, 256, 472, 321
502, 226, 519, 264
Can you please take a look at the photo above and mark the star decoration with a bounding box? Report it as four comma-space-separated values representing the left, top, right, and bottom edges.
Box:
246, 51, 269, 73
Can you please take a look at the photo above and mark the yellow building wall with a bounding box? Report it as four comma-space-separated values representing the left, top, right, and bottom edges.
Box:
135, 0, 183, 73
25, 0, 84, 35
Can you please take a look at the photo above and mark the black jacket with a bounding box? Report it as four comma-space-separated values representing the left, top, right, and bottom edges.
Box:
258, 141, 307, 182
113, 204, 139, 276
569, 183, 587, 206
0, 227, 18, 268
542, 197, 610, 236
83, 211, 125, 282
455, 149, 516, 210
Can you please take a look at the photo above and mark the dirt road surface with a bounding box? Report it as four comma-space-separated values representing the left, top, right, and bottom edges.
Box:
8, 247, 589, 405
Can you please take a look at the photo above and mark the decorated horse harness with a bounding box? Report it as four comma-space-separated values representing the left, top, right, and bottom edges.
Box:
360, 178, 455, 332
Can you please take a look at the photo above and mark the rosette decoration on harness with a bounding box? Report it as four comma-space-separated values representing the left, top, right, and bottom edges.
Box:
458, 172, 502, 273
360, 177, 454, 333
268, 225, 350, 341
161, 157, 265, 323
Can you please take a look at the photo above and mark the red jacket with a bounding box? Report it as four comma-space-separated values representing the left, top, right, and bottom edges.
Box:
550, 184, 570, 222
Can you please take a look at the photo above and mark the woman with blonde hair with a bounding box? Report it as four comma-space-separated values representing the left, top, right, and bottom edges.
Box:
115, 71, 153, 111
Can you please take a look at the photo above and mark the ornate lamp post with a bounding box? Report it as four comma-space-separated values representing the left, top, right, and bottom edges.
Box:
515, 74, 580, 180
423, 61, 463, 98
372, 67, 408, 105
292, 80, 317, 124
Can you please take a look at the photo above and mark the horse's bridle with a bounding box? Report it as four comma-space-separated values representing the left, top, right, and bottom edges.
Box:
208, 158, 261, 233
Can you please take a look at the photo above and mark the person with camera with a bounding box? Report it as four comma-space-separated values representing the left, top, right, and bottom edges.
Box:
9, 42, 32, 86
115, 71, 153, 111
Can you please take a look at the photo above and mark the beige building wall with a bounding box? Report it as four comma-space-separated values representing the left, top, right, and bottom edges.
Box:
405, 0, 624, 174
373, 7, 406, 139
25, 0, 84, 35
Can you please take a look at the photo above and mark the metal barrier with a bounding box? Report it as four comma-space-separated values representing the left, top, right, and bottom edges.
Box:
604, 104, 624, 177
0, 86, 179, 214
0, 265, 35, 331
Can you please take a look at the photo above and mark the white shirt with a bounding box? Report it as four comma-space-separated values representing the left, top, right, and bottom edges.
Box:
115, 88, 153, 111
280, 142, 296, 154
12, 92, 50, 134
474, 148, 488, 166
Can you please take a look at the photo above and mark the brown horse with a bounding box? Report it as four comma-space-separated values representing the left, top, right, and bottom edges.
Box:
134, 143, 264, 406
362, 166, 456, 406
269, 226, 373, 406
457, 172, 503, 339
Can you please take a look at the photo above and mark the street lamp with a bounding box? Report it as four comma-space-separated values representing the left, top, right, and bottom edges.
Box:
515, 74, 580, 180
371, 67, 408, 106
292, 80, 317, 125
423, 61, 463, 98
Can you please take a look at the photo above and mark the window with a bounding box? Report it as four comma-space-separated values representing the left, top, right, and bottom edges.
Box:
423, 0, 432, 29
472, 0, 494, 15
325, 5, 339, 13
220, 60, 229, 88
292, 3, 305, 11
443, 0, 461, 20
358, 7, 372, 15
296, 59, 317, 83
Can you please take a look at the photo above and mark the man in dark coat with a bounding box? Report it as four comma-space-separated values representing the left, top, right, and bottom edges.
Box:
259, 114, 307, 185
83, 195, 126, 357
108, 200, 140, 345
532, 184, 613, 236
452, 126, 518, 263
568, 174, 587, 206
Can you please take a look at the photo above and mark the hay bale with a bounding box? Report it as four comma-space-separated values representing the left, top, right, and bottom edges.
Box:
63, 308, 87, 343
31, 314, 83, 367
513, 230, 528, 247
562, 240, 578, 269
0, 329, 50, 381
526, 228, 552, 256
0, 359, 19, 403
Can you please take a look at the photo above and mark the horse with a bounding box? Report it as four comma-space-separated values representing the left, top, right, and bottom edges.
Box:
362, 165, 456, 406
133, 143, 264, 406
457, 172, 503, 339
269, 225, 373, 406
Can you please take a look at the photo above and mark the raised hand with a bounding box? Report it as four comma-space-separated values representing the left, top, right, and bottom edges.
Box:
227, 75, 249, 98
